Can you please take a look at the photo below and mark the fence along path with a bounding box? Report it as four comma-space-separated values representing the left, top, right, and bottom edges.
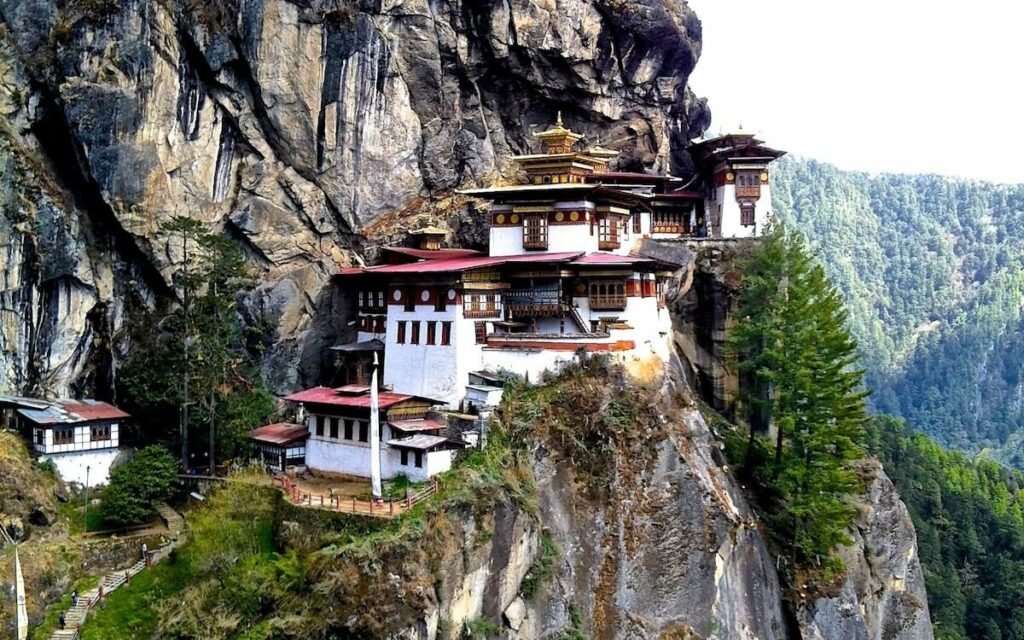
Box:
48, 506, 186, 640
274, 475, 438, 518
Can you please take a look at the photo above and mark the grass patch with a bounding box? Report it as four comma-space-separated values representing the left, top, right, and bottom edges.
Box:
31, 574, 102, 640
57, 495, 108, 536
520, 532, 557, 599
464, 618, 501, 637
78, 555, 189, 640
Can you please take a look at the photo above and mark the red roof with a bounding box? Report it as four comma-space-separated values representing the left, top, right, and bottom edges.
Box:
588, 171, 679, 181
340, 251, 583, 275
61, 401, 130, 421
283, 386, 420, 409
382, 247, 482, 261
18, 399, 130, 425
570, 253, 656, 265
249, 423, 309, 446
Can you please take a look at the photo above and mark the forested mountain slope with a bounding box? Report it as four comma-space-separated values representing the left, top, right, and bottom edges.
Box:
771, 157, 1024, 460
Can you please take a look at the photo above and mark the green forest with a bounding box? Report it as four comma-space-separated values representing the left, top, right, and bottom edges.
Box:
772, 157, 1024, 462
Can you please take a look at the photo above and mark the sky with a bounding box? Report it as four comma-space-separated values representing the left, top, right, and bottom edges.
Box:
687, 0, 1024, 184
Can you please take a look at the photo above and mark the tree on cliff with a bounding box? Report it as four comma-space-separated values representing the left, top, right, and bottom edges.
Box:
99, 445, 178, 527
730, 225, 869, 575
119, 217, 275, 471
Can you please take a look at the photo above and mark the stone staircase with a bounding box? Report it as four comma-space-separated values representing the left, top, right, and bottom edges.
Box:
47, 504, 186, 639
154, 502, 184, 533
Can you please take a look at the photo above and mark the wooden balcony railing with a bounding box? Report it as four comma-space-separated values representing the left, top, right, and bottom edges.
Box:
735, 185, 761, 198
588, 294, 627, 310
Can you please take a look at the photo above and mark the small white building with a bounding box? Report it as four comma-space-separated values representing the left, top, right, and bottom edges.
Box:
281, 385, 465, 482
17, 399, 130, 485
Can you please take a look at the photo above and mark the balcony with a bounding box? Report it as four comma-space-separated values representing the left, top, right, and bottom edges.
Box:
735, 185, 761, 198
506, 285, 562, 317
588, 294, 627, 310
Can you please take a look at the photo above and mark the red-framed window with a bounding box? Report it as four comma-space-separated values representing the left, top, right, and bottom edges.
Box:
441, 321, 452, 346
426, 321, 437, 345
396, 321, 406, 344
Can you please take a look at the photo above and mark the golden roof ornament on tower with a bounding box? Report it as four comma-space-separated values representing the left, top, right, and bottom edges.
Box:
532, 111, 585, 155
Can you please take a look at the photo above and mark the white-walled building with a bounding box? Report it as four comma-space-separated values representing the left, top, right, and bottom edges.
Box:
17, 399, 129, 485
281, 385, 464, 482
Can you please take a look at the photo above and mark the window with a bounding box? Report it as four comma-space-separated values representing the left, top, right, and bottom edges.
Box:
523, 215, 548, 250
633, 213, 641, 234
35, 429, 43, 446
435, 289, 447, 312
396, 321, 406, 344
414, 451, 424, 468
54, 428, 75, 445
344, 419, 353, 440
426, 321, 437, 345
373, 316, 385, 333
598, 215, 621, 249
315, 416, 325, 437
740, 203, 755, 226
653, 211, 688, 234
441, 321, 452, 346
404, 287, 415, 312
475, 322, 487, 344
400, 449, 409, 465
358, 421, 369, 443
588, 280, 627, 310
411, 321, 421, 345
329, 417, 339, 439
90, 424, 111, 441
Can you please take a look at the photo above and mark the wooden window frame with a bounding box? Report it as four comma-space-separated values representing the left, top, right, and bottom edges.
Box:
441, 321, 452, 346
740, 203, 755, 226
90, 424, 111, 441
396, 321, 406, 344
53, 428, 75, 446
411, 321, 421, 345
523, 214, 548, 250
588, 280, 628, 310
414, 451, 424, 468
598, 215, 621, 250
329, 417, 339, 439
475, 322, 487, 344
358, 421, 369, 443
426, 321, 437, 345
400, 449, 409, 465
344, 419, 353, 440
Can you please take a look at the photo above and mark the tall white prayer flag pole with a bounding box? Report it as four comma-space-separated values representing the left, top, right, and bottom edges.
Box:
16, 546, 28, 640
370, 352, 383, 499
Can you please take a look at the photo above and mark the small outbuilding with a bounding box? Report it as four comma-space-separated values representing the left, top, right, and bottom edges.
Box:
248, 423, 309, 472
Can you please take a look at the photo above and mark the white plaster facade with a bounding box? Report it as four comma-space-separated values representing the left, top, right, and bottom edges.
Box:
42, 448, 121, 485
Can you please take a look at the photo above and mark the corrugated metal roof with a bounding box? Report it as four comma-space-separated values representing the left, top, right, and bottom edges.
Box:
382, 247, 481, 261
570, 253, 656, 266
342, 251, 584, 276
282, 386, 425, 409
387, 419, 445, 433
17, 399, 130, 425
385, 434, 452, 450
249, 423, 309, 446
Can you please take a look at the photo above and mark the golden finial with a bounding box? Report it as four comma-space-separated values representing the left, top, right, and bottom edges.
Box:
556, 111, 564, 128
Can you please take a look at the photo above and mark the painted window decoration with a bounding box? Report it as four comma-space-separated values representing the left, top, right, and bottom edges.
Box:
90, 424, 111, 441
653, 210, 690, 234
475, 322, 487, 344
598, 215, 621, 249
588, 280, 628, 310
54, 427, 75, 445
359, 290, 386, 311
523, 214, 548, 250
464, 293, 502, 318
740, 203, 756, 226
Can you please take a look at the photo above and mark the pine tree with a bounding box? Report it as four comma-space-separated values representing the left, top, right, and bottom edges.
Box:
730, 225, 870, 574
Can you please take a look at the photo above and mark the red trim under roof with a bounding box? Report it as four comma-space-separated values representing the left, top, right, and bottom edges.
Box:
283, 386, 424, 409
588, 171, 680, 181
249, 422, 309, 446
340, 251, 584, 276
382, 246, 482, 261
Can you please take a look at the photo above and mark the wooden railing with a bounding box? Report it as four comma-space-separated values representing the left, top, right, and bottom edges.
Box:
273, 475, 438, 518
588, 294, 627, 310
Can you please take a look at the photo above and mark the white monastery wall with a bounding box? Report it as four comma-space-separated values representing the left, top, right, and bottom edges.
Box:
44, 448, 121, 485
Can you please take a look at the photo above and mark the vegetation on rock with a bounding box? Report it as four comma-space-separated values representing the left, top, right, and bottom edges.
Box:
98, 445, 177, 528
728, 226, 869, 580
870, 416, 1024, 640
118, 217, 275, 470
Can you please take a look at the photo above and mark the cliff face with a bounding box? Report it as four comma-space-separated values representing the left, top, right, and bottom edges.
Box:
0, 0, 709, 397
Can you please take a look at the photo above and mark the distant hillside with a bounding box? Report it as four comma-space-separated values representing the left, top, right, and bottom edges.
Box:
771, 157, 1024, 460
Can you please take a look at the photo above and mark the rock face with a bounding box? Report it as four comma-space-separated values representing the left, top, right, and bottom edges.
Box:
798, 461, 933, 640
0, 0, 710, 397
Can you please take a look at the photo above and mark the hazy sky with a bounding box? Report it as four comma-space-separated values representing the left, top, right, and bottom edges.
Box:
687, 0, 1024, 184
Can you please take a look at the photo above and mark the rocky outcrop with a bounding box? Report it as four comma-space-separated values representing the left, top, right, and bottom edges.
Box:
0, 0, 710, 397
798, 461, 932, 640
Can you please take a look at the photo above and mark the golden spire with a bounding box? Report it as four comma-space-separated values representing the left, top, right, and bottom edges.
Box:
533, 112, 583, 154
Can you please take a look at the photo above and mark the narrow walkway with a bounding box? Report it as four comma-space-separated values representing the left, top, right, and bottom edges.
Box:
275, 475, 438, 518
48, 505, 187, 640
